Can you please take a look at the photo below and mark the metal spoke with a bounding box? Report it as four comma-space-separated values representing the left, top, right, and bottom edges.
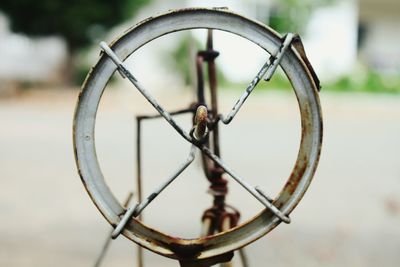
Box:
238, 248, 249, 267
93, 192, 134, 267
220, 33, 295, 125
263, 33, 295, 81
112, 145, 197, 239
200, 145, 291, 223
100, 42, 193, 143
219, 58, 271, 125
133, 145, 196, 217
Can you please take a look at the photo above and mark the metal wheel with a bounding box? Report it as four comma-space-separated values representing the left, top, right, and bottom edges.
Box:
74, 7, 323, 265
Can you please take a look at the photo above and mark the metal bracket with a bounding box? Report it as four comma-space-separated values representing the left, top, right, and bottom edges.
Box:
219, 33, 295, 125
291, 34, 321, 91
263, 33, 295, 81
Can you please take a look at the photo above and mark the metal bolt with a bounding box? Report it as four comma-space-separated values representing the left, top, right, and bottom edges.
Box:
193, 105, 208, 141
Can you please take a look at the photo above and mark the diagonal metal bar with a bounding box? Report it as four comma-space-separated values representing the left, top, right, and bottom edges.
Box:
219, 59, 271, 125
238, 248, 250, 267
200, 146, 291, 223
111, 145, 197, 239
93, 192, 134, 267
220, 33, 294, 125
100, 42, 193, 143
133, 145, 196, 217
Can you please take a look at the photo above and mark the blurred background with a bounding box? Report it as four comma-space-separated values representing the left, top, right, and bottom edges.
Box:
0, 0, 399, 266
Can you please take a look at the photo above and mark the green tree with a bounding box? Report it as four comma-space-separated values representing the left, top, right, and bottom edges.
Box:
269, 0, 336, 34
0, 0, 151, 83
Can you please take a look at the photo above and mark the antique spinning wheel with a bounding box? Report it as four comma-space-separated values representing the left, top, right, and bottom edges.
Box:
74, 7, 322, 267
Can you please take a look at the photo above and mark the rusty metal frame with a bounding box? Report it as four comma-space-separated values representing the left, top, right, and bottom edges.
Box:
73, 7, 322, 265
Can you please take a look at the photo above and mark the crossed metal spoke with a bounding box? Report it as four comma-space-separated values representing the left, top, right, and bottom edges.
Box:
100, 34, 294, 239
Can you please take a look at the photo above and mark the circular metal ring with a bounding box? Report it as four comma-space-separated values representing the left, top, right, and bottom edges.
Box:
73, 7, 323, 261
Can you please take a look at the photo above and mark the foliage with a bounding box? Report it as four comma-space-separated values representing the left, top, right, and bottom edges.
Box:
0, 0, 150, 52
222, 70, 291, 92
168, 33, 226, 87
325, 71, 400, 94
0, 0, 151, 84
269, 0, 336, 34
222, 69, 400, 94
170, 34, 196, 86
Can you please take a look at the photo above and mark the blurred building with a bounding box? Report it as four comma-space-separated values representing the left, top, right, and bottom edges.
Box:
0, 13, 67, 89
159, 0, 399, 81
358, 0, 400, 75
0, 0, 398, 92
302, 1, 358, 81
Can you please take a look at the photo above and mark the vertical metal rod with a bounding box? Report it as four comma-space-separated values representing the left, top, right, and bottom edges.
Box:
196, 50, 213, 180
136, 118, 143, 215
201, 217, 213, 237
136, 117, 144, 267
207, 29, 221, 158
134, 110, 196, 267
196, 55, 206, 105
220, 216, 233, 267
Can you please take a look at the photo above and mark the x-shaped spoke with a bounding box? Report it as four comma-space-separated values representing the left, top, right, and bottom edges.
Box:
100, 37, 293, 238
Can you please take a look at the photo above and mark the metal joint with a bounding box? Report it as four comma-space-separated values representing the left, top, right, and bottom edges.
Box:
263, 33, 294, 81
198, 50, 220, 61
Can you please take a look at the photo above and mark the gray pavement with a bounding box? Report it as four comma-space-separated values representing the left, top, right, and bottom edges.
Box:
0, 88, 400, 267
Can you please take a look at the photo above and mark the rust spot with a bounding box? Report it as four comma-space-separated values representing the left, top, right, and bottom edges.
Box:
285, 160, 308, 195
178, 251, 234, 266
169, 242, 205, 259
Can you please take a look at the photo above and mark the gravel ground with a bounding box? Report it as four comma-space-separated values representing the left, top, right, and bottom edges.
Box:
0, 87, 399, 267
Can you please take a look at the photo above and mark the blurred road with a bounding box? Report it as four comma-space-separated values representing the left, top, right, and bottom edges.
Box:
0, 87, 400, 267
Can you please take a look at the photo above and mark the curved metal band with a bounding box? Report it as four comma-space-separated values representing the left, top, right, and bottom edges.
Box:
73, 7, 323, 261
